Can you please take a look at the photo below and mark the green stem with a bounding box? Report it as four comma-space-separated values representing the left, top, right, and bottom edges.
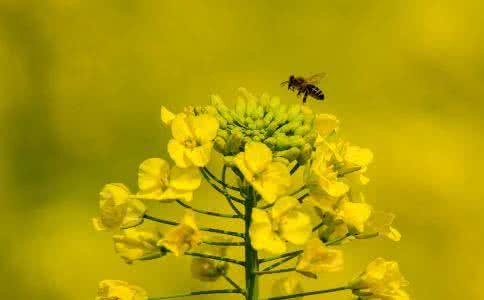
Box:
259, 250, 303, 263
290, 162, 301, 174
202, 167, 241, 191
262, 286, 350, 300
222, 166, 244, 217
337, 166, 362, 177
254, 267, 296, 275
143, 214, 245, 238
262, 254, 299, 272
148, 289, 243, 300
185, 251, 245, 266
223, 274, 245, 294
244, 187, 259, 300
290, 186, 307, 196
202, 241, 245, 246
200, 168, 245, 204
312, 221, 324, 232
175, 200, 241, 219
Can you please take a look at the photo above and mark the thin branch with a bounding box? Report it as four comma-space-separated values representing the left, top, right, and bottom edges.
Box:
185, 251, 245, 266
290, 162, 301, 175
202, 241, 245, 246
223, 274, 244, 294
261, 253, 300, 272
290, 185, 307, 196
258, 202, 275, 209
254, 267, 296, 275
200, 168, 245, 204
176, 200, 241, 219
337, 166, 362, 177
312, 221, 325, 232
202, 167, 240, 191
262, 286, 350, 300
258, 250, 303, 263
148, 289, 243, 300
222, 165, 244, 217
297, 193, 309, 203
143, 214, 245, 238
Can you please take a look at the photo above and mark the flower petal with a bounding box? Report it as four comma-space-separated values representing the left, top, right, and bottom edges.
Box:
169, 166, 202, 191
138, 158, 170, 194
161, 106, 176, 126
192, 114, 219, 144
271, 196, 300, 220
258, 162, 291, 203
168, 139, 192, 168
279, 210, 312, 245
245, 142, 273, 174
185, 143, 213, 167
171, 113, 194, 142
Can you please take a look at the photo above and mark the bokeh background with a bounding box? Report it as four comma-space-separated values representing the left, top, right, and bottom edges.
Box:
1, 1, 483, 299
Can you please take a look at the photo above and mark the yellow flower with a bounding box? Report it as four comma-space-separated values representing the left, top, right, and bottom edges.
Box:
350, 258, 409, 300
160, 106, 176, 126
314, 114, 339, 137
113, 227, 163, 264
96, 280, 147, 300
250, 196, 312, 254
191, 237, 230, 282
137, 158, 201, 202
92, 184, 146, 231
367, 211, 402, 242
272, 277, 304, 300
336, 199, 372, 233
157, 211, 201, 256
167, 113, 219, 168
234, 142, 291, 204
296, 238, 343, 278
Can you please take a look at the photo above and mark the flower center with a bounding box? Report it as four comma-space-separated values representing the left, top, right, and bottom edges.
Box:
184, 138, 198, 149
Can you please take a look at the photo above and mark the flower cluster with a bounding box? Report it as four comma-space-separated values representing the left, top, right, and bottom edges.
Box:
93, 89, 409, 300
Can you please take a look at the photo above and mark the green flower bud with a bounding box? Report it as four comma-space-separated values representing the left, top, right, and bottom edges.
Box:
287, 104, 301, 121
235, 97, 246, 117
214, 137, 227, 153
294, 124, 312, 136
275, 147, 301, 162
298, 143, 313, 165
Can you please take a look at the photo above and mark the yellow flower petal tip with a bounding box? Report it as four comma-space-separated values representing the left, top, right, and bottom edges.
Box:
96, 280, 148, 300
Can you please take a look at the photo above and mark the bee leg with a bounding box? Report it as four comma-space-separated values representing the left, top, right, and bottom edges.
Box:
302, 92, 308, 104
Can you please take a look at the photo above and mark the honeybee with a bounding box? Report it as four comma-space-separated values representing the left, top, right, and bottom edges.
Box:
281, 73, 325, 104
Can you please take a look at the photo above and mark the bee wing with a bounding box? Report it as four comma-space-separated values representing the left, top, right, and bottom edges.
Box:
304, 72, 326, 84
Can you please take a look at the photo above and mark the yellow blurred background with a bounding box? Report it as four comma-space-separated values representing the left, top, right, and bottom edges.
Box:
1, 1, 483, 299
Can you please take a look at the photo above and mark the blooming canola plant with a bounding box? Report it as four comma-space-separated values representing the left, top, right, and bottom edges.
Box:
93, 88, 409, 300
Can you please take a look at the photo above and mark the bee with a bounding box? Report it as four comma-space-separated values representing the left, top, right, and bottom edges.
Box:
281, 73, 325, 104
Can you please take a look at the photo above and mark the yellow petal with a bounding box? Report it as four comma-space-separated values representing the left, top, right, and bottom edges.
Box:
244, 142, 272, 174
250, 222, 287, 254
233, 153, 255, 182
169, 166, 201, 191
338, 201, 372, 233
168, 139, 192, 168
314, 114, 339, 136
171, 113, 194, 142
272, 277, 304, 300
344, 146, 373, 167
185, 143, 213, 167
192, 114, 219, 144
161, 106, 176, 126
251, 208, 272, 225
387, 227, 402, 242
279, 210, 312, 245
271, 196, 300, 220
162, 187, 194, 202
257, 162, 291, 204
138, 158, 170, 194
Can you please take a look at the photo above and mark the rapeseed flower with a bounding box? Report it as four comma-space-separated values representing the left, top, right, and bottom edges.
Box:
157, 211, 201, 256
113, 227, 163, 264
96, 280, 147, 300
296, 238, 343, 278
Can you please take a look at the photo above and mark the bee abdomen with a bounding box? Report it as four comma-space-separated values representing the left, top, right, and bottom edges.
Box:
308, 85, 325, 100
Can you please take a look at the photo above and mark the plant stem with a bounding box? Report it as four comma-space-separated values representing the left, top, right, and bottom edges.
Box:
290, 185, 307, 196
312, 221, 325, 232
262, 254, 299, 272
202, 240, 245, 246
200, 168, 245, 204
290, 162, 301, 174
254, 267, 296, 275
175, 200, 241, 219
244, 187, 259, 300
223, 274, 245, 294
262, 286, 350, 300
148, 289, 243, 300
259, 250, 303, 263
223, 165, 244, 217
143, 214, 245, 238
185, 251, 245, 266
202, 167, 241, 192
